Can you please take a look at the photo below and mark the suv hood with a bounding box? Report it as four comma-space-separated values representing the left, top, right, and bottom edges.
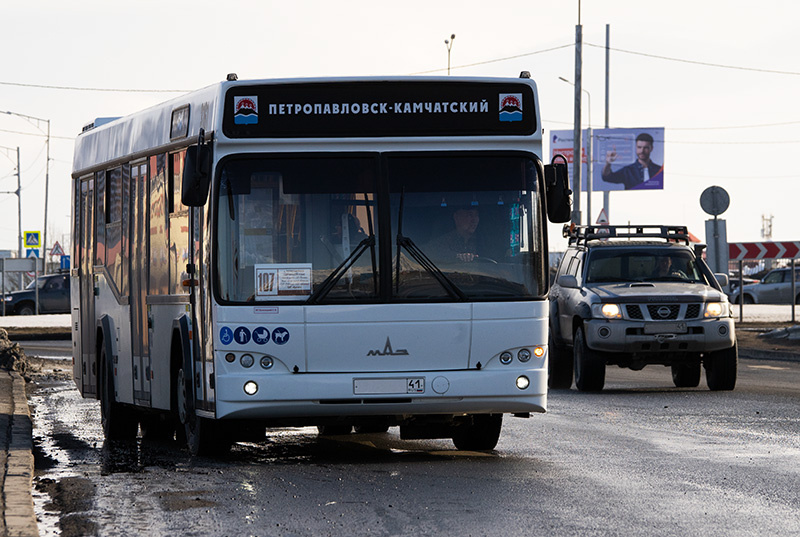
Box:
588, 282, 726, 302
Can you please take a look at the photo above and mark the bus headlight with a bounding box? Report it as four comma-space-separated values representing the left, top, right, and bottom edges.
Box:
704, 302, 726, 318
499, 351, 513, 365
518, 349, 531, 362
260, 355, 274, 369
243, 381, 258, 395
240, 354, 255, 368
516, 376, 530, 390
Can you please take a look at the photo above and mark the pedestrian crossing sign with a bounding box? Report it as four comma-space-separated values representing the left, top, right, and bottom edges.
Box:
24, 231, 40, 248
50, 241, 65, 256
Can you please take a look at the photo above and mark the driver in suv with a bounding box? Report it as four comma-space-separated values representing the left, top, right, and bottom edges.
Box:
549, 225, 737, 392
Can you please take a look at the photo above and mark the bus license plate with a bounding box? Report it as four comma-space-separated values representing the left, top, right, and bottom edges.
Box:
644, 322, 687, 334
354, 378, 425, 395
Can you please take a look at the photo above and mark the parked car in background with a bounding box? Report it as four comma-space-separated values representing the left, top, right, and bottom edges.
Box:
1, 273, 70, 315
729, 268, 800, 304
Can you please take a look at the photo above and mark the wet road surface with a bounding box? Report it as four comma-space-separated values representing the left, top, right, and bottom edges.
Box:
27, 358, 800, 537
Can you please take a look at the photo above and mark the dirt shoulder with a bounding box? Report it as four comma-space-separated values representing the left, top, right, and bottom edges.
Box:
735, 322, 800, 354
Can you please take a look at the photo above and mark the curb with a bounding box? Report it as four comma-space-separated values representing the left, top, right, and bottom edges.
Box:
739, 347, 800, 363
4, 371, 37, 537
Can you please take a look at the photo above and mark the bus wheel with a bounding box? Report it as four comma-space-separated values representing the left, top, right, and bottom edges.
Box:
176, 367, 231, 456
705, 344, 737, 391
451, 414, 502, 451
99, 345, 137, 441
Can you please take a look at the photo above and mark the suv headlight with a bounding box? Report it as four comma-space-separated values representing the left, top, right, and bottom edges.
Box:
592, 303, 622, 319
704, 302, 727, 318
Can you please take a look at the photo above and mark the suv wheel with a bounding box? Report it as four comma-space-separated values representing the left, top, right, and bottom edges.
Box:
671, 361, 701, 388
548, 329, 573, 389
17, 303, 35, 316
574, 326, 606, 392
705, 343, 737, 391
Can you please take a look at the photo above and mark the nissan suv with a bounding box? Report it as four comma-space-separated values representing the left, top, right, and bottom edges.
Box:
549, 225, 737, 391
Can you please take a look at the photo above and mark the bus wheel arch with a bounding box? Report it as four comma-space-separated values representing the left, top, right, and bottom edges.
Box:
97, 319, 137, 440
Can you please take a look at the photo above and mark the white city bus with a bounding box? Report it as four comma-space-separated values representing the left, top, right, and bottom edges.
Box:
71, 74, 571, 454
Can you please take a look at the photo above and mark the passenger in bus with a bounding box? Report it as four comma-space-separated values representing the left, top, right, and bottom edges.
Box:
426, 206, 482, 263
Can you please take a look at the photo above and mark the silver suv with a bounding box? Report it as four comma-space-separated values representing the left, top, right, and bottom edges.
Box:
549, 225, 737, 391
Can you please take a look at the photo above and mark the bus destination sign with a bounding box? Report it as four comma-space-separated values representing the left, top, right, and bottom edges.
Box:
223, 81, 537, 139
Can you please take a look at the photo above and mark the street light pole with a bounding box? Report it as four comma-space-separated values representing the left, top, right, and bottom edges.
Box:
1, 111, 50, 272
444, 34, 456, 75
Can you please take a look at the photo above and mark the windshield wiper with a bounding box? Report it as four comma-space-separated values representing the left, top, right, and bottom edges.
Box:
307, 235, 375, 304
395, 189, 467, 301
307, 194, 378, 304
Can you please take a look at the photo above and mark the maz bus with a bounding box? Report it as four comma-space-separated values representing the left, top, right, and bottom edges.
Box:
71, 74, 571, 455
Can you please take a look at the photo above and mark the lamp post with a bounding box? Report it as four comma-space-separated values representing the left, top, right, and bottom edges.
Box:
444, 34, 456, 75
1, 111, 50, 272
559, 77, 592, 225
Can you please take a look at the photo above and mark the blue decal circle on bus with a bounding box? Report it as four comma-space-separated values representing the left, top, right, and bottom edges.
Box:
234, 327, 251, 345
272, 327, 290, 345
253, 327, 270, 345
219, 326, 234, 345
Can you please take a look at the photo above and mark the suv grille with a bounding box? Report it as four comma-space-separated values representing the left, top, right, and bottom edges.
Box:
626, 305, 644, 319
623, 303, 703, 321
647, 304, 680, 320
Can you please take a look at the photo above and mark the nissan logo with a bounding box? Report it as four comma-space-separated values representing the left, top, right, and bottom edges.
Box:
656, 306, 671, 318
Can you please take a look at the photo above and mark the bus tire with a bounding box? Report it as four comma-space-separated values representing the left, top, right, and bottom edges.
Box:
574, 326, 605, 392
705, 343, 737, 391
177, 367, 231, 456
548, 329, 573, 389
451, 414, 502, 451
99, 343, 137, 440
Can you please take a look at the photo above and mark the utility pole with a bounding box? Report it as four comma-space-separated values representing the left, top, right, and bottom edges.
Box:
603, 23, 611, 223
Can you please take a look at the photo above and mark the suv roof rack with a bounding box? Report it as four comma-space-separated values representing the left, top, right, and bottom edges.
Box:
563, 224, 690, 246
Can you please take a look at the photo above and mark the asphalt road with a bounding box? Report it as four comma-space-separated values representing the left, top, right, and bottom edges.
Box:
26, 356, 800, 537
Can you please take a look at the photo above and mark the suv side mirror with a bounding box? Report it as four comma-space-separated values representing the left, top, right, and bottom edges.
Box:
557, 274, 579, 289
181, 141, 212, 207
714, 273, 729, 288
544, 157, 572, 223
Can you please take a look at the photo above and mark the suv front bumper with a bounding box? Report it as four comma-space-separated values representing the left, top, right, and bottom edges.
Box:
584, 317, 735, 354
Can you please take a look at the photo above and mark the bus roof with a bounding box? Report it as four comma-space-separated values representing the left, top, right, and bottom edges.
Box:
72, 75, 541, 177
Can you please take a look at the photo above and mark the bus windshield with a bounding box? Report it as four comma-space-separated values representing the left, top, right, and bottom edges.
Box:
215, 152, 545, 304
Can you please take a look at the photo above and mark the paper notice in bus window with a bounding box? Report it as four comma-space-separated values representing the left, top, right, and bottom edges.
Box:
254, 264, 312, 301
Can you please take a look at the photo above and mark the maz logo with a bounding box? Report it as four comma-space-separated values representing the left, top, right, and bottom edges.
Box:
367, 337, 409, 357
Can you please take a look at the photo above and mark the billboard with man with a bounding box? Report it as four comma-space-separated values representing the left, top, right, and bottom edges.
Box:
550, 127, 665, 191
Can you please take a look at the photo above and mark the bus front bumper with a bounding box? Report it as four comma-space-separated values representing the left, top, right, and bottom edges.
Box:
213, 367, 547, 420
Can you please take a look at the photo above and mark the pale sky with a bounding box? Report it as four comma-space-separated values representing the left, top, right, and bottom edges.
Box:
1, 0, 798, 258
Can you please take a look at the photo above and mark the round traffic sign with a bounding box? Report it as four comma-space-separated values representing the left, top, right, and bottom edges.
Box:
700, 186, 730, 216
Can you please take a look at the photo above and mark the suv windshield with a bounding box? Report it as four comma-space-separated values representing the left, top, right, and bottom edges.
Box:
585, 248, 704, 284
215, 152, 545, 304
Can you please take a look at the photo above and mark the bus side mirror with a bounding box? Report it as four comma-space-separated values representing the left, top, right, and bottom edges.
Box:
181, 144, 212, 207
544, 159, 572, 223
